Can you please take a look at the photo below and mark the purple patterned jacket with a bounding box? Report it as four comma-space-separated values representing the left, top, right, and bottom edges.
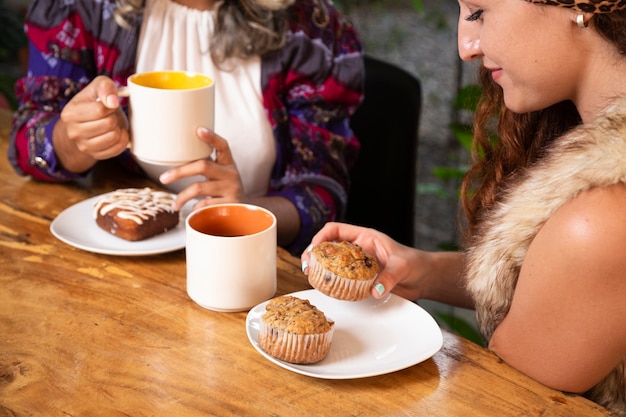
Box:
9, 0, 364, 254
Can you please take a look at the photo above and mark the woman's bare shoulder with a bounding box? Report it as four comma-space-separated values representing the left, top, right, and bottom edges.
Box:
489, 183, 626, 393
545, 183, 626, 257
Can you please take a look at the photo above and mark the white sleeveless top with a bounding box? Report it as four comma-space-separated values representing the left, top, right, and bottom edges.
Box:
134, 0, 276, 197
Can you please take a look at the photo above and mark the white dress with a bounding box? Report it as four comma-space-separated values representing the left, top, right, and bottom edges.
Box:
134, 0, 276, 197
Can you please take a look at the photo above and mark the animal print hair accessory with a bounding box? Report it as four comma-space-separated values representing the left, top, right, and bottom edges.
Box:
526, 0, 626, 13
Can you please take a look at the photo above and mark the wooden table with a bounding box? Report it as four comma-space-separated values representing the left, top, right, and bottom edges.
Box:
0, 108, 613, 416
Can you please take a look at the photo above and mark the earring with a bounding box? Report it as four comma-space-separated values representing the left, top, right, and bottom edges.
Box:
576, 14, 588, 28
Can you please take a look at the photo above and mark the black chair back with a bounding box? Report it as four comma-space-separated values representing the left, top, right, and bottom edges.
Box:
346, 55, 422, 246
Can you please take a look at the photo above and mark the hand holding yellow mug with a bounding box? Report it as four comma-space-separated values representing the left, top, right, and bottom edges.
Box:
127, 70, 215, 165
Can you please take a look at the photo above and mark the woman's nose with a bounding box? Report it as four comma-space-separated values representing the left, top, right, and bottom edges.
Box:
457, 25, 482, 62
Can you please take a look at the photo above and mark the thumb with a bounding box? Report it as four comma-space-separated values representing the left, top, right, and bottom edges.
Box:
98, 91, 120, 109
370, 269, 396, 299
93, 77, 121, 109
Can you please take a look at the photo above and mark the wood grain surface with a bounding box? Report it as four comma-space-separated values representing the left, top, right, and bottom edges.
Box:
0, 109, 614, 416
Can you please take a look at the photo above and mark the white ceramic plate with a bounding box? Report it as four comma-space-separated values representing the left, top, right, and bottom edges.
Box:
246, 289, 443, 379
50, 193, 192, 256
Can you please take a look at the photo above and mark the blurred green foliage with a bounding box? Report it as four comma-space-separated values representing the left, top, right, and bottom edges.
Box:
0, 0, 28, 110
0, 2, 27, 54
436, 311, 484, 346
418, 84, 486, 345
417, 84, 481, 201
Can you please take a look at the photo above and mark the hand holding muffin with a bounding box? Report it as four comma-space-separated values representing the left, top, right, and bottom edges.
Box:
301, 222, 427, 302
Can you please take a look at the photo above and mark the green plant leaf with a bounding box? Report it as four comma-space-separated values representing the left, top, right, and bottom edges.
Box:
437, 241, 459, 251
416, 183, 450, 198
433, 166, 467, 181
453, 84, 482, 111
411, 0, 424, 12
450, 122, 474, 151
435, 311, 485, 346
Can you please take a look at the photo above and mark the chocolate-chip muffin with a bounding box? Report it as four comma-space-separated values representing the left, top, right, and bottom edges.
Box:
308, 241, 380, 301
258, 295, 334, 364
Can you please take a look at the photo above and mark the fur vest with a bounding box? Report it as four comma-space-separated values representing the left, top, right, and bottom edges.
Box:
464, 98, 626, 416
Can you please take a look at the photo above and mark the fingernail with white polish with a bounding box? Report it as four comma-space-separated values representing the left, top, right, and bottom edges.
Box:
159, 171, 171, 183
301, 261, 308, 274
105, 94, 118, 108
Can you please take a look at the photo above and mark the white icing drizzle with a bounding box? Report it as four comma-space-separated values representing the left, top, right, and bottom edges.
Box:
93, 188, 177, 224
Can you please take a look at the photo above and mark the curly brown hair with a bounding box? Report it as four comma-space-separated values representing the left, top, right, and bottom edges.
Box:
113, 0, 294, 64
459, 10, 626, 241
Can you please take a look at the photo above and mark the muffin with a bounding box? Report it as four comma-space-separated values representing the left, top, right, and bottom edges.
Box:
308, 241, 380, 301
258, 295, 334, 364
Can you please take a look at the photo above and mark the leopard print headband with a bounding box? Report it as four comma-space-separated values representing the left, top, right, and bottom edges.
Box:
527, 0, 626, 13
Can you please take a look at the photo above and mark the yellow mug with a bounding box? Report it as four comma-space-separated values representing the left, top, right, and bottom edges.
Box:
127, 70, 215, 166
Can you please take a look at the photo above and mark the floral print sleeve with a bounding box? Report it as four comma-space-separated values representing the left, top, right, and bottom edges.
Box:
8, 0, 140, 181
261, 0, 365, 254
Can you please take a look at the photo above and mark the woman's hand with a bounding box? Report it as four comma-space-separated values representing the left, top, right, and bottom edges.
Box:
159, 127, 248, 211
300, 222, 429, 301
54, 76, 130, 173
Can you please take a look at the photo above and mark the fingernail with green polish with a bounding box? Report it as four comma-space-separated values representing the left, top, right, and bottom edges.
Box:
374, 283, 385, 296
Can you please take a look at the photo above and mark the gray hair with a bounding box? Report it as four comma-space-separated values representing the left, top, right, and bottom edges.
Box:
113, 0, 298, 64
